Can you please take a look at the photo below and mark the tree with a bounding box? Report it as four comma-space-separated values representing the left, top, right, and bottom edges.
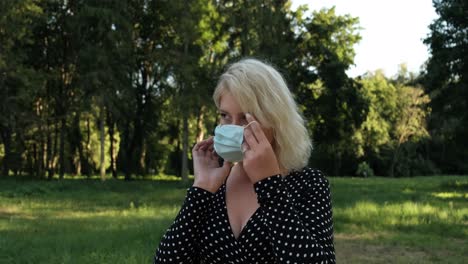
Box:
423, 0, 468, 173
292, 7, 367, 176
354, 70, 398, 158
0, 0, 43, 177
355, 69, 431, 177
3, 1, 405, 178
75, 0, 133, 180
162, 0, 229, 182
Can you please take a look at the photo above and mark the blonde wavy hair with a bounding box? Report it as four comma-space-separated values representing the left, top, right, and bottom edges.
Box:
213, 58, 312, 173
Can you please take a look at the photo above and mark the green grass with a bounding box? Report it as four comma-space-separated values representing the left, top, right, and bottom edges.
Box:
0, 176, 467, 263
330, 176, 468, 263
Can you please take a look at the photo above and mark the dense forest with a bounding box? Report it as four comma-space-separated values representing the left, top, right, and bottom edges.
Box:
0, 0, 466, 180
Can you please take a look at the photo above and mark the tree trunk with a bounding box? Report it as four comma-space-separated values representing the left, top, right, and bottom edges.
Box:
130, 118, 142, 178
99, 103, 106, 181
48, 121, 59, 179
72, 112, 89, 177
390, 144, 401, 177
196, 105, 205, 142
124, 123, 134, 181
0, 128, 12, 177
38, 124, 45, 178
77, 137, 87, 177
140, 140, 146, 175
31, 144, 37, 177
180, 39, 190, 182
46, 120, 54, 179
181, 112, 189, 182
85, 116, 91, 177
107, 110, 117, 178
59, 116, 66, 179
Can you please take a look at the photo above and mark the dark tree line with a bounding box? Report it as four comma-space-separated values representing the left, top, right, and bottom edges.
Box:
422, 0, 468, 175
0, 0, 466, 179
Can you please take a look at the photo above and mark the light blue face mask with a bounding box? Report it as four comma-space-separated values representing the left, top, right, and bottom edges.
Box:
213, 123, 253, 162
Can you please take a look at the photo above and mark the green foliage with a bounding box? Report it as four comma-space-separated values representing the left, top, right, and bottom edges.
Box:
356, 161, 374, 177
78, 111, 120, 172
353, 69, 431, 177
290, 7, 367, 176
355, 71, 397, 154
422, 0, 468, 174
0, 0, 44, 176
0, 0, 463, 178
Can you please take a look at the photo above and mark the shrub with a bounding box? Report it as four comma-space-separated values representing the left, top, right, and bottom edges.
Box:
356, 161, 375, 177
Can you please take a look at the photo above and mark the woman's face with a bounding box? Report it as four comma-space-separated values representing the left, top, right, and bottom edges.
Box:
218, 92, 274, 143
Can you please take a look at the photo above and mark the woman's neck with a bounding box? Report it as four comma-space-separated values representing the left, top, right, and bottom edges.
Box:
232, 163, 252, 184
231, 162, 289, 185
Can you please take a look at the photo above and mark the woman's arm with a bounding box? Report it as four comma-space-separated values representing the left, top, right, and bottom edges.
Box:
153, 186, 213, 264
154, 135, 230, 263
253, 169, 336, 263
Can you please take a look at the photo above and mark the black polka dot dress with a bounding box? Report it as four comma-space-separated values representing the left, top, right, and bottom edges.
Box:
154, 167, 335, 263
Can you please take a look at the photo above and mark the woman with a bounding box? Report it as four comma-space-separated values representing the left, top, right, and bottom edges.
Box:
154, 58, 335, 263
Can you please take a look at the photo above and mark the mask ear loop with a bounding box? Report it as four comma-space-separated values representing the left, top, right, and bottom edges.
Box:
241, 121, 255, 147
244, 121, 256, 129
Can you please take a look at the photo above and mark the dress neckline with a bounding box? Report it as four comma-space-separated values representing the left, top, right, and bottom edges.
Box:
221, 183, 260, 241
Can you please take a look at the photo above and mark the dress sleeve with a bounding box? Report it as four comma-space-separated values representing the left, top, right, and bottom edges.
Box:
253, 169, 336, 263
153, 186, 213, 264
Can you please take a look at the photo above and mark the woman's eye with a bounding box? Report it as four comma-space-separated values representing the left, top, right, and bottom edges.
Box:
240, 115, 247, 124
220, 113, 230, 121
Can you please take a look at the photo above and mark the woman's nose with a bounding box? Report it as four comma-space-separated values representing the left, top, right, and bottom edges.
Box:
232, 119, 242, 126
232, 118, 248, 126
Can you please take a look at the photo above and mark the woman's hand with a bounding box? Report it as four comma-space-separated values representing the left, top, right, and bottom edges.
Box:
192, 137, 232, 193
242, 114, 281, 183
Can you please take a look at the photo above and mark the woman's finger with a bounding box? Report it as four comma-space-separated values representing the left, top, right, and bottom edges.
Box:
246, 114, 268, 144
244, 127, 259, 149
243, 132, 255, 157
241, 142, 250, 153
194, 141, 206, 151
209, 150, 218, 161
193, 141, 202, 151
194, 137, 213, 151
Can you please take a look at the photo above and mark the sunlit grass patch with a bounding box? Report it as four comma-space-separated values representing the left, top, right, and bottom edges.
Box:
432, 191, 467, 199
337, 200, 464, 230
48, 205, 179, 220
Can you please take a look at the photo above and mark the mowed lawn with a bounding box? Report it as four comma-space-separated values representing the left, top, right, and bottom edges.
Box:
0, 175, 466, 263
